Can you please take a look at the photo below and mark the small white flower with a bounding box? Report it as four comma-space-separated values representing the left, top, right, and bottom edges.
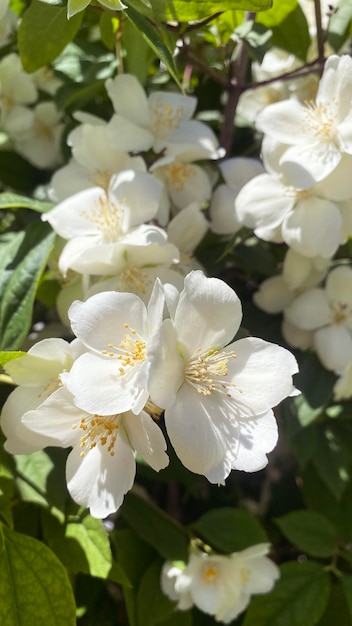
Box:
257, 55, 352, 187
161, 544, 279, 623
15, 102, 64, 169
20, 386, 168, 518
148, 271, 298, 481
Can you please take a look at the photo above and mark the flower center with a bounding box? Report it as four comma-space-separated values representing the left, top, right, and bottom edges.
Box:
118, 265, 151, 295
185, 348, 237, 397
73, 414, 120, 457
164, 162, 194, 191
149, 97, 184, 139
202, 565, 219, 585
81, 196, 124, 242
101, 324, 146, 375
302, 100, 336, 140
91, 169, 113, 191
331, 302, 351, 325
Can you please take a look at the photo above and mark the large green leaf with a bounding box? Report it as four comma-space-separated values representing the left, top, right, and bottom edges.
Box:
275, 511, 337, 558
311, 424, 350, 499
121, 492, 189, 561
123, 5, 181, 87
149, 0, 272, 22
257, 0, 298, 26
192, 507, 267, 553
319, 580, 352, 626
268, 2, 310, 60
0, 523, 76, 625
0, 221, 56, 351
15, 449, 68, 510
123, 15, 157, 83
18, 0, 83, 72
243, 561, 331, 626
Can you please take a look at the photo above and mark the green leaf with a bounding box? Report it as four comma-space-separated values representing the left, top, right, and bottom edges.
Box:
137, 559, 175, 626
269, 2, 311, 60
0, 152, 47, 192
123, 5, 181, 88
256, 0, 297, 26
311, 425, 350, 499
243, 561, 331, 626
275, 511, 337, 558
158, 612, 192, 626
121, 492, 189, 561
0, 351, 26, 367
100, 13, 119, 51
295, 352, 336, 408
0, 523, 76, 625
0, 193, 53, 213
123, 15, 157, 83
319, 580, 352, 626
328, 0, 352, 52
15, 449, 69, 510
295, 395, 322, 427
192, 508, 267, 553
42, 511, 130, 586
150, 0, 272, 22
18, 0, 83, 72
111, 528, 156, 626
0, 221, 56, 351
341, 574, 352, 620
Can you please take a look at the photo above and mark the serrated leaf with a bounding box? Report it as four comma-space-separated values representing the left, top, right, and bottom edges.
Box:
137, 559, 175, 626
0, 523, 76, 625
275, 511, 337, 558
123, 5, 181, 88
121, 492, 189, 561
0, 221, 55, 351
0, 193, 53, 213
192, 507, 267, 553
243, 561, 331, 626
18, 0, 83, 72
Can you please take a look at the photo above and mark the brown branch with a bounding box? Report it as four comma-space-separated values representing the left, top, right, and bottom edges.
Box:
314, 0, 325, 64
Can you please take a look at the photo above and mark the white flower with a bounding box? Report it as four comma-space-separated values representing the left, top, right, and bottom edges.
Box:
43, 170, 164, 275
0, 0, 17, 48
65, 284, 165, 417
106, 74, 221, 158
151, 156, 212, 211
210, 157, 264, 235
0, 338, 84, 454
161, 544, 279, 623
285, 265, 352, 373
148, 271, 298, 481
0, 53, 37, 138
20, 386, 168, 518
15, 102, 64, 169
334, 360, 352, 400
51, 121, 146, 201
256, 55, 352, 187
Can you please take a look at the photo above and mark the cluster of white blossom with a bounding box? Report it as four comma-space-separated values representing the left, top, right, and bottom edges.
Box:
161, 543, 279, 623
224, 54, 352, 400
1, 269, 298, 518
0, 0, 63, 168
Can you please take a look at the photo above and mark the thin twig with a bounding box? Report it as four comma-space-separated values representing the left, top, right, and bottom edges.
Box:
314, 0, 325, 63
219, 11, 255, 156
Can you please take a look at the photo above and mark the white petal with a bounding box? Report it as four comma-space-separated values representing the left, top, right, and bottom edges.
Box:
123, 410, 169, 471
108, 170, 162, 228
232, 410, 278, 472
228, 338, 298, 415
235, 174, 292, 230
314, 325, 352, 373
209, 185, 241, 235
280, 142, 342, 188
108, 114, 153, 152
165, 384, 239, 479
66, 432, 136, 518
106, 74, 150, 127
282, 198, 341, 258
256, 100, 308, 144
285, 289, 331, 330
148, 318, 184, 409
174, 271, 242, 354
253, 276, 293, 314
42, 187, 106, 239
326, 265, 352, 310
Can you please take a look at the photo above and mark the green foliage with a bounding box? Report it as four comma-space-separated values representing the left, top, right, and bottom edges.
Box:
0, 193, 53, 213
137, 559, 176, 626
275, 511, 337, 558
243, 561, 331, 626
192, 507, 267, 553
0, 522, 76, 625
18, 0, 83, 71
328, 0, 352, 51
121, 492, 189, 561
0, 223, 56, 350
148, 0, 273, 22
0, 351, 26, 367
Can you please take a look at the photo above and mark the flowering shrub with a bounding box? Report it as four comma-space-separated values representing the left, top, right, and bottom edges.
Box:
0, 0, 352, 624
